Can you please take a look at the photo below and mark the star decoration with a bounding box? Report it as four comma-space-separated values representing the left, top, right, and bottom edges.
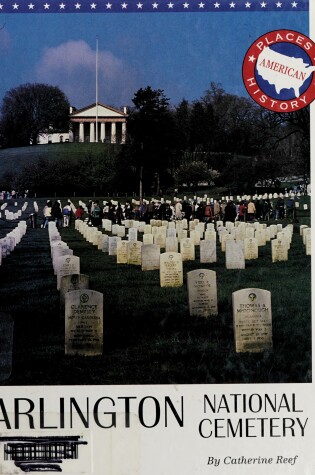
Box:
213, 2, 220, 7
12, 3, 19, 8
275, 1, 282, 6
136, 2, 143, 7
152, 2, 158, 7
105, 2, 112, 7
248, 55, 256, 62
0, 4, 3, 9
198, 2, 205, 7
245, 1, 251, 7
121, 2, 127, 8
90, 2, 96, 7
74, 2, 81, 8
43, 2, 50, 8
260, 1, 267, 7
291, 1, 297, 6
167, 2, 174, 7
229, 1, 235, 7
28, 2, 34, 8
183, 2, 189, 7
59, 3, 66, 8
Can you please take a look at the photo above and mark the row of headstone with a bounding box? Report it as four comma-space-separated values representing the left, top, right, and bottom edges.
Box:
73, 213, 275, 354
48, 221, 104, 357
300, 225, 311, 256
0, 221, 27, 266
76, 215, 302, 273
4, 202, 28, 221
0, 221, 27, 380
48, 222, 80, 291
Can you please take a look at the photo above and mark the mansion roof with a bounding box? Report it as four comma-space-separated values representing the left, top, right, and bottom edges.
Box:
70, 102, 127, 119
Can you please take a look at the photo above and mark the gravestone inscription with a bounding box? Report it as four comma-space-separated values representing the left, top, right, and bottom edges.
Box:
187, 269, 218, 317
65, 290, 103, 356
232, 288, 273, 353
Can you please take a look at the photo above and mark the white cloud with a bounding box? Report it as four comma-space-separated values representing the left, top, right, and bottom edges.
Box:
35, 40, 138, 107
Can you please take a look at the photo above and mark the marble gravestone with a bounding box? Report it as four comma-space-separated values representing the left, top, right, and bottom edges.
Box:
232, 288, 273, 353
225, 240, 245, 269
128, 241, 143, 266
187, 269, 218, 317
200, 240, 216, 264
65, 290, 103, 356
143, 233, 154, 246
160, 252, 183, 287
271, 239, 288, 263
180, 238, 195, 261
56, 255, 80, 290
60, 274, 90, 310
244, 237, 258, 260
117, 240, 129, 264
141, 244, 160, 271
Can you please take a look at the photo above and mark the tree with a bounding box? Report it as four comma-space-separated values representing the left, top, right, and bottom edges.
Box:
174, 161, 219, 192
0, 83, 70, 147
127, 86, 176, 195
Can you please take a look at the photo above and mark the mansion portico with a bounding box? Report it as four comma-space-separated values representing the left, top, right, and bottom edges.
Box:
70, 103, 127, 144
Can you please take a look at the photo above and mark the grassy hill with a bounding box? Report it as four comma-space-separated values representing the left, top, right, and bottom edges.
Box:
0, 143, 122, 179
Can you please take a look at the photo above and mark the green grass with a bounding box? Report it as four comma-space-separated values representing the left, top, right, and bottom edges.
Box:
0, 197, 311, 385
0, 143, 121, 177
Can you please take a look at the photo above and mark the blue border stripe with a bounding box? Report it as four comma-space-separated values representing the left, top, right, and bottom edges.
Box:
0, 0, 309, 13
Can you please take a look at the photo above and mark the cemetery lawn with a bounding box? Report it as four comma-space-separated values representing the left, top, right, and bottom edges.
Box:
0, 198, 311, 385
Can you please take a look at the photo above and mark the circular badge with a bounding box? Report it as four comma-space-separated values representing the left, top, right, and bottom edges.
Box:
80, 293, 89, 303
242, 29, 315, 112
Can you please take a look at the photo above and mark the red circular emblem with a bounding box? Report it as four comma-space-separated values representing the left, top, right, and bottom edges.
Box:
242, 29, 315, 112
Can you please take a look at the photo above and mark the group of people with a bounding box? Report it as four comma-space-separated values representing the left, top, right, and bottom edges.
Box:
0, 189, 29, 200
42, 200, 74, 228
41, 194, 297, 230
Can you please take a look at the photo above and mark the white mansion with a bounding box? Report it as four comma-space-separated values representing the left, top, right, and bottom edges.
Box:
37, 102, 127, 145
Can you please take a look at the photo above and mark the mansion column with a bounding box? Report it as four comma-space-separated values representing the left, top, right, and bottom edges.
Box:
79, 123, 84, 142
122, 122, 126, 144
111, 123, 116, 144
100, 123, 106, 142
90, 123, 95, 143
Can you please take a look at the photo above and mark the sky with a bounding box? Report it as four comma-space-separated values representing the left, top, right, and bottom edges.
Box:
0, 7, 310, 110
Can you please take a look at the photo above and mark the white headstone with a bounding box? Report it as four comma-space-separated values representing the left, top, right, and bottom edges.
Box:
187, 269, 218, 317
180, 238, 195, 261
141, 244, 160, 271
56, 255, 80, 290
225, 240, 245, 269
233, 288, 272, 353
143, 233, 154, 246
200, 240, 216, 264
108, 236, 121, 256
160, 252, 183, 287
60, 274, 90, 310
271, 239, 288, 262
65, 290, 103, 356
244, 238, 258, 260
117, 240, 129, 264
165, 236, 179, 253
128, 241, 143, 266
